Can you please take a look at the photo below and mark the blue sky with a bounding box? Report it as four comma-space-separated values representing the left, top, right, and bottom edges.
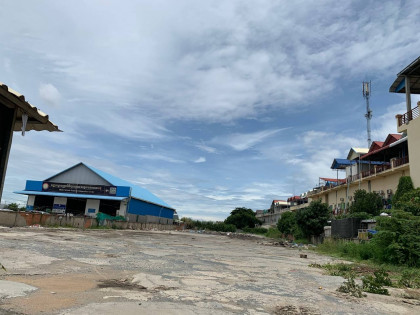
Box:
1, 0, 420, 220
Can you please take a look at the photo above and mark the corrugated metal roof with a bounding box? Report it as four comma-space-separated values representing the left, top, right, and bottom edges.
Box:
346, 148, 369, 160
83, 164, 175, 210
14, 190, 126, 201
0, 82, 60, 132
389, 56, 420, 94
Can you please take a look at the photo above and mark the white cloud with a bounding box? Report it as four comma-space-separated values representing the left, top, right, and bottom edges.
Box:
136, 153, 184, 164
212, 128, 287, 151
196, 143, 217, 153
194, 157, 206, 163
39, 83, 61, 107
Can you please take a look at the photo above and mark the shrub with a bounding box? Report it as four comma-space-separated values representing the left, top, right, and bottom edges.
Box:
392, 176, 414, 205
6, 203, 19, 211
337, 273, 365, 298
224, 207, 261, 229
361, 269, 391, 295
277, 211, 297, 236
371, 211, 420, 267
295, 200, 330, 238
398, 270, 420, 288
243, 227, 268, 234
350, 190, 382, 216
393, 188, 420, 216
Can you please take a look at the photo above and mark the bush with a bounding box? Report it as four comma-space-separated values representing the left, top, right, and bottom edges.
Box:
295, 200, 330, 238
6, 203, 19, 211
350, 190, 383, 216
337, 273, 365, 298
371, 211, 420, 267
393, 188, 420, 216
398, 270, 420, 288
224, 207, 261, 229
277, 211, 297, 236
243, 227, 268, 234
392, 176, 414, 205
361, 269, 391, 295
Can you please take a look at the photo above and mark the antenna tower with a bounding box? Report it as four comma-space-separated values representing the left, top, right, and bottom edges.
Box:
362, 81, 372, 148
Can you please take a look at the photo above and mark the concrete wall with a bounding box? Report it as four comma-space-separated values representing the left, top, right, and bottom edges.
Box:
406, 116, 420, 188
0, 210, 175, 230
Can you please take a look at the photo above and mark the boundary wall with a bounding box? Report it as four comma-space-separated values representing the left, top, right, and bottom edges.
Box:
0, 210, 174, 230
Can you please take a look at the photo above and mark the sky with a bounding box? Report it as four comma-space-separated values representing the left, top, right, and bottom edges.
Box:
1, 0, 420, 220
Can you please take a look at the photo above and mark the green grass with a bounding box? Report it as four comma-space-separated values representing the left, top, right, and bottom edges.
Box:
309, 261, 420, 289
264, 228, 282, 239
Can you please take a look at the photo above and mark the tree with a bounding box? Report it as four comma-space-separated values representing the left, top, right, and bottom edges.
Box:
350, 189, 383, 216
295, 200, 330, 237
393, 176, 414, 205
6, 203, 19, 211
277, 211, 297, 236
393, 188, 420, 216
224, 207, 261, 229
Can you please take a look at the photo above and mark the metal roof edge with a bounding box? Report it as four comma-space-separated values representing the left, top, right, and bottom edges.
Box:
129, 196, 176, 211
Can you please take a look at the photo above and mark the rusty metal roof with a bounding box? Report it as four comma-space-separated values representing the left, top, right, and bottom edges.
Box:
0, 82, 61, 132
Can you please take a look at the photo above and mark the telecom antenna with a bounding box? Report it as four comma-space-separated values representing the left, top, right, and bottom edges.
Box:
362, 81, 372, 148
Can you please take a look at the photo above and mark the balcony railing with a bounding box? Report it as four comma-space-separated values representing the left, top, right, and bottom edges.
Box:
397, 105, 419, 126
309, 156, 409, 195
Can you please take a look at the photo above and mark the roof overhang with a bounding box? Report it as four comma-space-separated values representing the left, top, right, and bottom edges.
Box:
389, 56, 420, 94
0, 82, 61, 132
14, 190, 127, 201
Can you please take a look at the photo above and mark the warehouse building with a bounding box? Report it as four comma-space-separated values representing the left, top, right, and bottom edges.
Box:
14, 162, 175, 224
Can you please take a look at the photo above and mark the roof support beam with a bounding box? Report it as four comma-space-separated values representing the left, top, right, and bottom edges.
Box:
405, 75, 411, 113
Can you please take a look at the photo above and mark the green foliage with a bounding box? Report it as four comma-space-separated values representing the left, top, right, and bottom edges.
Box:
392, 176, 414, 205
224, 207, 261, 229
398, 270, 420, 288
6, 203, 19, 211
295, 200, 330, 237
243, 227, 268, 234
350, 190, 383, 216
393, 188, 420, 216
316, 239, 375, 261
337, 273, 365, 298
361, 269, 391, 295
371, 211, 420, 267
265, 228, 282, 239
277, 211, 297, 235
310, 263, 352, 277
181, 218, 237, 232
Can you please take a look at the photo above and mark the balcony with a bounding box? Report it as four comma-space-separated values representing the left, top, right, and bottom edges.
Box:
397, 105, 419, 127
308, 156, 409, 196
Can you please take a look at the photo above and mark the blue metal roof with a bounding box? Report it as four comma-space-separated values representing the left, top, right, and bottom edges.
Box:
331, 158, 389, 170
14, 190, 127, 201
331, 159, 356, 169
83, 164, 175, 210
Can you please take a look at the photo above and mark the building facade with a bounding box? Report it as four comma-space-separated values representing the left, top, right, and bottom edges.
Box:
15, 162, 175, 224
306, 56, 420, 213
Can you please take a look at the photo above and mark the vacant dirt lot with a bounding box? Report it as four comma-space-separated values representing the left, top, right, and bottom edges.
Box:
0, 227, 418, 314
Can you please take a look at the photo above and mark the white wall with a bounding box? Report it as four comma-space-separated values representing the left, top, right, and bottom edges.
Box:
85, 199, 100, 217
117, 199, 128, 217
52, 196, 67, 214
27, 195, 35, 210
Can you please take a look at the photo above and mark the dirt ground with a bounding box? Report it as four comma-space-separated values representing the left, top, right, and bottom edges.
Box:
0, 227, 418, 315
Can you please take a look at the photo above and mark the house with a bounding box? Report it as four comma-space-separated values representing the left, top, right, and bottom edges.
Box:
306, 56, 420, 213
